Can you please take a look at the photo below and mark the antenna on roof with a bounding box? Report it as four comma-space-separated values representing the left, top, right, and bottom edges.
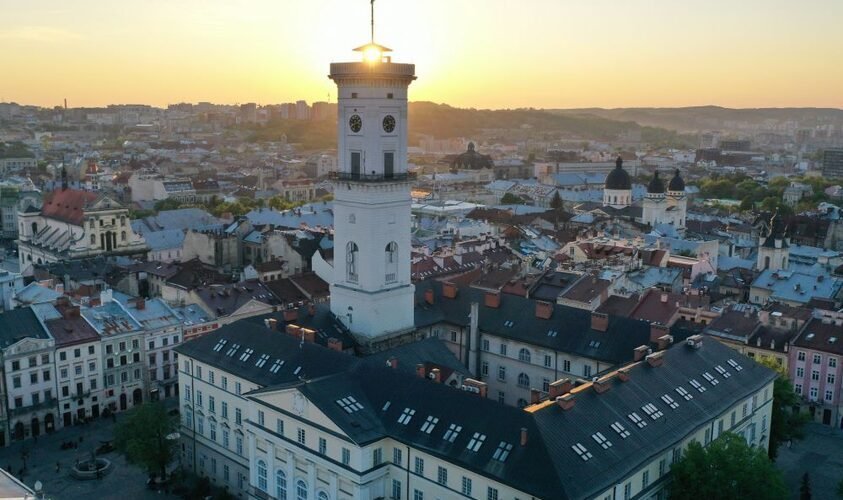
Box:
370, 0, 375, 43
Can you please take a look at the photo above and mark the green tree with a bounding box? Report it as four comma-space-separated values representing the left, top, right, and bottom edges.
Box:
154, 198, 184, 212
500, 193, 523, 205
550, 190, 563, 210
759, 358, 809, 459
114, 402, 178, 479
801, 472, 811, 500
669, 433, 787, 500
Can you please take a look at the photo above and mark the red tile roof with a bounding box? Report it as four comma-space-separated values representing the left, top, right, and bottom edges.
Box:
41, 189, 99, 225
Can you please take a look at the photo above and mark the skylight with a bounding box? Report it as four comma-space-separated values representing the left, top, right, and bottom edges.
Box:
641, 403, 664, 420
336, 396, 364, 414
504, 320, 514, 328
727, 359, 743, 372
239, 348, 254, 362
381, 401, 391, 412
225, 343, 241, 357
398, 408, 416, 425
571, 443, 593, 461
443, 424, 462, 442
611, 421, 631, 438
255, 354, 270, 368
661, 394, 680, 409
293, 366, 302, 376
689, 379, 706, 393
714, 365, 731, 378
466, 432, 486, 452
269, 359, 284, 373
420, 416, 439, 434
492, 441, 514, 462
212, 339, 228, 352
675, 386, 693, 401
547, 330, 558, 337
591, 432, 612, 449
702, 372, 719, 386
589, 340, 601, 348
627, 412, 647, 429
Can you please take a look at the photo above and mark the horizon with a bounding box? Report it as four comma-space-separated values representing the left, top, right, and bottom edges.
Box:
3, 0, 842, 109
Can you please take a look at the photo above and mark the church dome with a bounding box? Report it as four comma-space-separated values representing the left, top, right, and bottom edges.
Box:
668, 169, 685, 192
647, 171, 665, 194
605, 156, 631, 190
451, 142, 493, 170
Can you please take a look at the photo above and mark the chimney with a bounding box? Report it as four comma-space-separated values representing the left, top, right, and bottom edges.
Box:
462, 378, 488, 398
645, 351, 665, 367
62, 306, 81, 320
660, 292, 668, 303
593, 373, 615, 394
430, 368, 442, 383
442, 282, 458, 299
617, 367, 631, 382
548, 378, 573, 400
100, 288, 113, 305
633, 345, 651, 362
591, 312, 609, 332
301, 328, 316, 344
555, 393, 576, 411
656, 334, 673, 350
285, 324, 301, 337
326, 337, 342, 352
283, 309, 299, 322
520, 427, 529, 447
135, 298, 146, 310
650, 323, 670, 343
484, 291, 501, 309
424, 288, 435, 305
267, 318, 278, 331
530, 388, 542, 404
685, 334, 703, 350
387, 357, 398, 370
416, 363, 426, 379
535, 301, 553, 320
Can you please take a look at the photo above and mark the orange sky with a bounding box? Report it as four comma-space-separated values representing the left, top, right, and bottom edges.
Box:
2, 0, 841, 109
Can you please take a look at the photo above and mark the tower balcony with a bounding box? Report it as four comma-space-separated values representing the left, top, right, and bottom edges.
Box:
329, 171, 416, 183
329, 62, 416, 82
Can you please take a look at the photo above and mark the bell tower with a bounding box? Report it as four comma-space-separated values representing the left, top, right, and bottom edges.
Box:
328, 9, 417, 342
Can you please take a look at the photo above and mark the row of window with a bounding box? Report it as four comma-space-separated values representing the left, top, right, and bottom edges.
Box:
796, 351, 838, 367
477, 339, 586, 374
10, 354, 50, 371
795, 367, 836, 384
186, 362, 241, 395
105, 339, 140, 355
255, 463, 328, 500
795, 384, 835, 402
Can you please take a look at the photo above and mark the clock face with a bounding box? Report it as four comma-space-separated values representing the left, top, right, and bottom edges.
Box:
349, 114, 362, 133
382, 115, 396, 133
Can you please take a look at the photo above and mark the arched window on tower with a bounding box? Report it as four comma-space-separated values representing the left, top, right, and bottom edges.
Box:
385, 241, 398, 283
346, 242, 359, 283
121, 231, 126, 241
31, 222, 38, 235
90, 234, 96, 245
764, 256, 771, 270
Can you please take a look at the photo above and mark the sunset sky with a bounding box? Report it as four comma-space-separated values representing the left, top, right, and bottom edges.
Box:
3, 0, 842, 109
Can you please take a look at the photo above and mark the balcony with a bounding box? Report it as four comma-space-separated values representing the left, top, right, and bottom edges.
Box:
329, 171, 415, 183
9, 398, 57, 417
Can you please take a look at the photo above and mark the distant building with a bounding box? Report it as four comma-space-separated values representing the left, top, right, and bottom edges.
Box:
17, 176, 147, 274
822, 149, 843, 180
603, 156, 632, 209
642, 170, 687, 229
783, 182, 813, 206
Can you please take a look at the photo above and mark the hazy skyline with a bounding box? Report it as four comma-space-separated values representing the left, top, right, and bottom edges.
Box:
3, 0, 842, 110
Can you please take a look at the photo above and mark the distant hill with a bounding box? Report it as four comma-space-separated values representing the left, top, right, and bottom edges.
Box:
244, 102, 694, 150
549, 106, 843, 133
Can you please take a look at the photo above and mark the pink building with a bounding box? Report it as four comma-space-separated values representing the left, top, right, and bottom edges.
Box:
789, 309, 843, 427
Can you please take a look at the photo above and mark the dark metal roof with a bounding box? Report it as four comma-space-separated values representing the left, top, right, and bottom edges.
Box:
647, 171, 665, 194
604, 157, 631, 190
0, 307, 50, 348
668, 169, 685, 192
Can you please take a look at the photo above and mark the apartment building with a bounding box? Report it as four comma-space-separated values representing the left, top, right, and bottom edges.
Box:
789, 309, 843, 427
179, 317, 776, 500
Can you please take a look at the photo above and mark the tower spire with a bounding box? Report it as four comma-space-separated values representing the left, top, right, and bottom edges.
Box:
370, 0, 375, 43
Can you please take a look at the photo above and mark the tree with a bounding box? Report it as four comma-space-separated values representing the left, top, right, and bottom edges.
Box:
800, 472, 811, 500
759, 358, 809, 459
669, 433, 787, 500
550, 190, 563, 210
114, 402, 178, 479
500, 193, 523, 205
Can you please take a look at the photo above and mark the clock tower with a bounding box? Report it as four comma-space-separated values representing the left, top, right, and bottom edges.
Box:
328, 35, 417, 342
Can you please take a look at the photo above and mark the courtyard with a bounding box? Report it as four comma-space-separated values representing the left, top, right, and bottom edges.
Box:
0, 412, 179, 500
777, 422, 843, 499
